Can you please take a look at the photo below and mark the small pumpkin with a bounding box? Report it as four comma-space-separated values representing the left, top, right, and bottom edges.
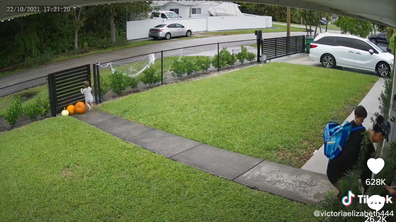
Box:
61, 108, 69, 116
75, 102, 86, 114
67, 105, 75, 115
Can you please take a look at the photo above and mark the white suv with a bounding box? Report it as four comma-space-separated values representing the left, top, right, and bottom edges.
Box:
309, 33, 394, 77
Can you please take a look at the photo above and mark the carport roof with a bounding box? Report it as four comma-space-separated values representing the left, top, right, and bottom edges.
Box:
1, 0, 395, 27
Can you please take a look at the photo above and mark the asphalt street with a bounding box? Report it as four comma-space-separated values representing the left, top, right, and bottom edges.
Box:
0, 31, 308, 88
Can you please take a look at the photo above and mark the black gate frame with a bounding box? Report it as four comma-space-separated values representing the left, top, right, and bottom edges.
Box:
261, 35, 306, 61
47, 64, 91, 117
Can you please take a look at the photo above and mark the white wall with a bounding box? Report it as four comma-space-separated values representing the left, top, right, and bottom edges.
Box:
127, 16, 272, 40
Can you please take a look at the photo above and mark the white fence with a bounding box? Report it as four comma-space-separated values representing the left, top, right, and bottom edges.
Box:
127, 15, 272, 40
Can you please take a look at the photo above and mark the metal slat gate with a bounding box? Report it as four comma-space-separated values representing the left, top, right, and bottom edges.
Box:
47, 64, 91, 117
261, 36, 305, 61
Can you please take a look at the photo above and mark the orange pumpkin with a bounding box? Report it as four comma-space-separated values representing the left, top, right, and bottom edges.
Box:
67, 105, 75, 115
75, 102, 86, 114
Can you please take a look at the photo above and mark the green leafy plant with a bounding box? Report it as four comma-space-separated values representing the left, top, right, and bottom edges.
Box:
140, 66, 161, 87
228, 53, 237, 67
36, 92, 50, 117
171, 59, 187, 79
109, 71, 127, 95
126, 76, 140, 91
389, 33, 395, 55
246, 52, 256, 63
181, 57, 198, 76
100, 75, 111, 96
236, 46, 248, 64
195, 57, 211, 73
212, 48, 231, 69
23, 102, 41, 121
5, 96, 23, 126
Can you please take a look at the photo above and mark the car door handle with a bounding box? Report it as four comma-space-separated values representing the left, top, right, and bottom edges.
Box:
356, 52, 361, 55
348, 51, 354, 53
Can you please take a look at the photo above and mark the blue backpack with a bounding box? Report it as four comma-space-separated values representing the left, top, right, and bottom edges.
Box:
324, 121, 365, 160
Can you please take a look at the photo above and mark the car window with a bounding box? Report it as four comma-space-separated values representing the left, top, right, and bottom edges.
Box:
354, 40, 373, 51
367, 40, 385, 53
154, 24, 166, 28
175, 24, 184, 28
161, 13, 167, 19
167, 24, 176, 28
334, 37, 354, 47
314, 37, 334, 45
165, 12, 179, 19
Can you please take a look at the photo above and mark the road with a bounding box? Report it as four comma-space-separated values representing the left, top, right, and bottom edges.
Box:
0, 31, 310, 88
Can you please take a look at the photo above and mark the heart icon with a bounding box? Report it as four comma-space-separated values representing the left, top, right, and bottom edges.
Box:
367, 158, 385, 174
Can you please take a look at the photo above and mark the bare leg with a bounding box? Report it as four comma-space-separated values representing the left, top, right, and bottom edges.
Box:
89, 102, 94, 110
86, 102, 92, 111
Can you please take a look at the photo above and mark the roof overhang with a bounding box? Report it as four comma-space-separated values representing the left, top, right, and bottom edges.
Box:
1, 0, 395, 27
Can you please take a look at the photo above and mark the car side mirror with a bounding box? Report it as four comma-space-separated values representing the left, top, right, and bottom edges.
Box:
369, 49, 374, 55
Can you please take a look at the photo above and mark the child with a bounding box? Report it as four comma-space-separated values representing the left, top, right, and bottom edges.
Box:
81, 81, 94, 110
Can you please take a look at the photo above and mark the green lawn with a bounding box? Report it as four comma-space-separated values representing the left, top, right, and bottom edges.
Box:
273, 22, 341, 31
203, 24, 305, 36
0, 117, 318, 221
98, 63, 378, 167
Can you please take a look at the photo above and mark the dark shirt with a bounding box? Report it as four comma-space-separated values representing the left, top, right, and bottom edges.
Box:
326, 121, 374, 188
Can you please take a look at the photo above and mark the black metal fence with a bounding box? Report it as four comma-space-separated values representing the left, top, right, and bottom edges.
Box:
262, 35, 305, 61
95, 39, 258, 102
0, 76, 49, 132
47, 64, 91, 116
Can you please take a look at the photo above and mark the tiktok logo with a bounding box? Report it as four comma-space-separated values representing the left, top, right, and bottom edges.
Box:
342, 191, 355, 206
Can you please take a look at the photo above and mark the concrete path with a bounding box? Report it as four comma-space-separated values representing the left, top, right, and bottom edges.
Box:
74, 110, 337, 206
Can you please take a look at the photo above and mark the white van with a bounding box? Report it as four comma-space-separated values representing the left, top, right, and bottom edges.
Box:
151, 11, 181, 19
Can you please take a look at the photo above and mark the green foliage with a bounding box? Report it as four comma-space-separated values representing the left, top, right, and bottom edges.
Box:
386, 27, 395, 42
126, 76, 140, 91
140, 66, 161, 87
4, 96, 23, 126
379, 73, 392, 119
171, 59, 187, 79
246, 52, 256, 63
195, 57, 211, 73
229, 54, 237, 67
334, 16, 373, 38
109, 71, 127, 95
389, 34, 395, 55
238, 4, 300, 23
236, 46, 248, 64
181, 57, 198, 76
99, 75, 111, 96
212, 48, 233, 69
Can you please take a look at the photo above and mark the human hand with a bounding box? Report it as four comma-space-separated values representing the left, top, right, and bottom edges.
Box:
386, 186, 396, 197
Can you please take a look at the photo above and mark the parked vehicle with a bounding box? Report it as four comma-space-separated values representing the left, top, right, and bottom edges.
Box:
319, 18, 327, 25
368, 30, 388, 45
309, 33, 394, 77
148, 23, 193, 40
151, 11, 181, 19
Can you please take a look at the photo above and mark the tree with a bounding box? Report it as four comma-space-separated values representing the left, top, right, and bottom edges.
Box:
334, 16, 373, 38
128, 1, 152, 21
296, 9, 324, 36
71, 6, 85, 51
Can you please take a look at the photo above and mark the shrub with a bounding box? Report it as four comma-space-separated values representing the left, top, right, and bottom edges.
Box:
109, 71, 127, 95
195, 57, 211, 73
36, 92, 50, 117
389, 33, 395, 55
228, 53, 237, 67
140, 66, 161, 87
23, 102, 41, 121
171, 59, 187, 79
236, 46, 248, 64
181, 57, 198, 76
5, 96, 23, 126
126, 76, 140, 91
246, 52, 256, 63
100, 75, 111, 96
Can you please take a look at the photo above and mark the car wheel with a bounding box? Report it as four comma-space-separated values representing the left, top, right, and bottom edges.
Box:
321, 54, 336, 68
165, 33, 171, 40
371, 39, 377, 44
376, 62, 390, 77
186, 31, 192, 37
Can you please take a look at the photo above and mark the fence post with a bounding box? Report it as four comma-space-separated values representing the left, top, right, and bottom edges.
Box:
217, 43, 220, 72
97, 65, 102, 103
161, 51, 164, 85
275, 38, 277, 58
255, 30, 262, 63
47, 74, 57, 117
302, 35, 306, 53
93, 64, 98, 105
295, 36, 298, 54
